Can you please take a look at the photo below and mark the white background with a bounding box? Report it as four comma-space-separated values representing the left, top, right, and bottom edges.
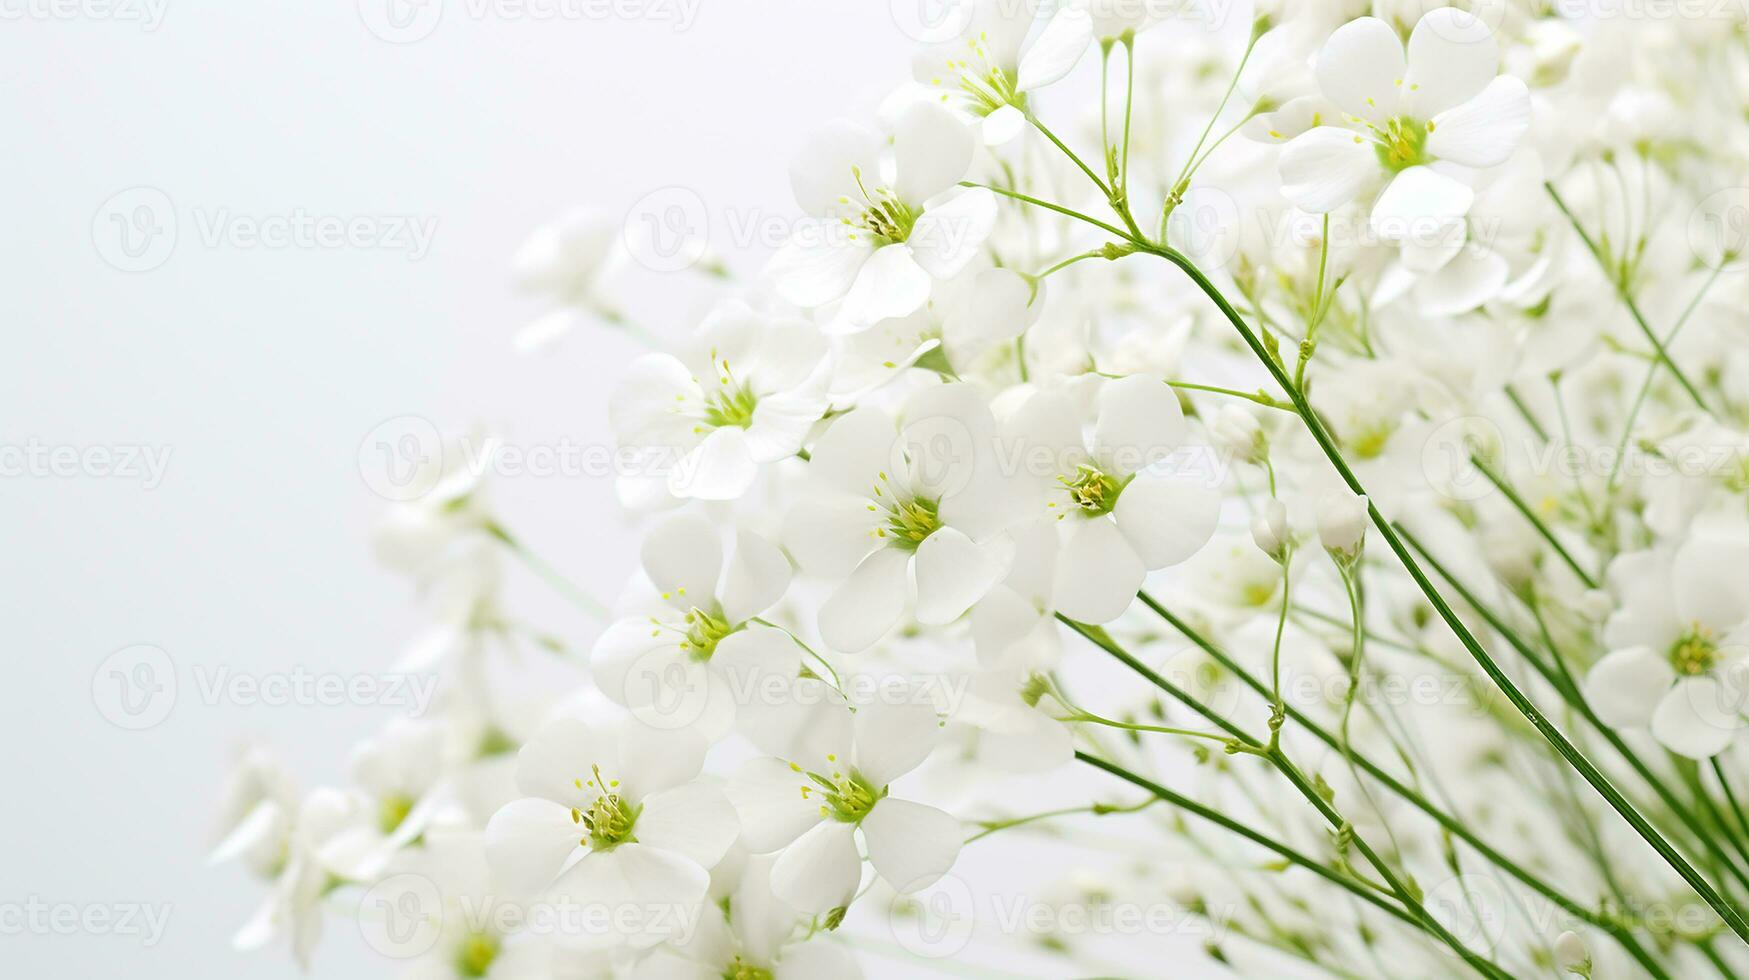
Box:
0, 2, 1246, 977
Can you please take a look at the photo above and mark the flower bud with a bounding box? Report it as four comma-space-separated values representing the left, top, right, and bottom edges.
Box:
1553, 931, 1590, 977
1212, 405, 1267, 464
1251, 499, 1290, 562
1316, 491, 1369, 566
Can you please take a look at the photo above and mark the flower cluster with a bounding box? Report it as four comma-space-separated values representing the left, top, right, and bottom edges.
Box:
216, 2, 1749, 978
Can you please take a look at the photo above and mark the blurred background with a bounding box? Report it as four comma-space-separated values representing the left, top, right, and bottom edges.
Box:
1, 2, 1248, 976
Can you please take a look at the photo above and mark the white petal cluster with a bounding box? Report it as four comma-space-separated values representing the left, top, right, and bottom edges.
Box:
214, 3, 1749, 978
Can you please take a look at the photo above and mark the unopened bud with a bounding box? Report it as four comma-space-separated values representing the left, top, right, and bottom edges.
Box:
1316, 491, 1369, 566
1251, 499, 1290, 562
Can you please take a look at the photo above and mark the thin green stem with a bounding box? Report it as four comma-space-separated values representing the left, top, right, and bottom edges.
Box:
1545, 181, 1710, 413
1137, 592, 1674, 980
960, 181, 1136, 243
1076, 752, 1424, 930
1141, 241, 1749, 946
482, 521, 606, 620
1468, 455, 1599, 590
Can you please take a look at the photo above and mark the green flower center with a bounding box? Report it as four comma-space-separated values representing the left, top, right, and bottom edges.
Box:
378, 794, 415, 835
683, 606, 737, 660
838, 166, 919, 247
573, 765, 640, 850
870, 472, 942, 550
932, 32, 1024, 117
455, 932, 500, 978
1056, 463, 1128, 518
723, 957, 775, 980
1372, 115, 1431, 173
698, 351, 758, 430
793, 758, 886, 824
1670, 626, 1720, 677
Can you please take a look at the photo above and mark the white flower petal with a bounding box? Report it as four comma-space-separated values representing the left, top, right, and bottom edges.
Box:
1583, 647, 1675, 728
809, 407, 897, 498
1113, 469, 1221, 570
862, 799, 962, 895
719, 529, 793, 623
727, 757, 824, 854
1314, 17, 1405, 123
769, 821, 862, 914
1280, 127, 1381, 214
484, 798, 580, 897
1651, 679, 1739, 759
854, 700, 942, 786
1052, 518, 1145, 625
636, 781, 739, 870
894, 102, 975, 206
833, 245, 933, 332
790, 120, 885, 217
818, 548, 912, 654
1414, 244, 1509, 317
1371, 165, 1475, 238
1016, 6, 1092, 93
908, 187, 997, 280
516, 716, 616, 804
768, 226, 872, 309
675, 427, 759, 501
641, 514, 724, 607
1404, 9, 1501, 118
1426, 76, 1530, 170
784, 496, 882, 579
1093, 375, 1185, 478
617, 723, 709, 799
912, 527, 1005, 626
549, 844, 710, 948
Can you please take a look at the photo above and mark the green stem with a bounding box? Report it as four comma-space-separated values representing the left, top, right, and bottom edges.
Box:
1076, 752, 1424, 930
1060, 616, 1512, 979
1141, 241, 1749, 946
1136, 592, 1674, 980
482, 521, 606, 620
1544, 181, 1710, 413
1468, 455, 1599, 589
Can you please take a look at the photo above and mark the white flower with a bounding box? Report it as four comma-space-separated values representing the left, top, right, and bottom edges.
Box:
1554, 930, 1591, 976
1278, 9, 1530, 245
1003, 376, 1221, 624
511, 208, 624, 351
1583, 533, 1749, 759
785, 383, 1023, 653
484, 715, 739, 948
592, 514, 804, 740
1252, 498, 1290, 562
230, 788, 382, 967
1315, 490, 1369, 562
768, 103, 996, 333
726, 700, 962, 914
911, 0, 1092, 143
629, 852, 864, 980
314, 718, 461, 880
1210, 404, 1267, 464
610, 301, 830, 505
